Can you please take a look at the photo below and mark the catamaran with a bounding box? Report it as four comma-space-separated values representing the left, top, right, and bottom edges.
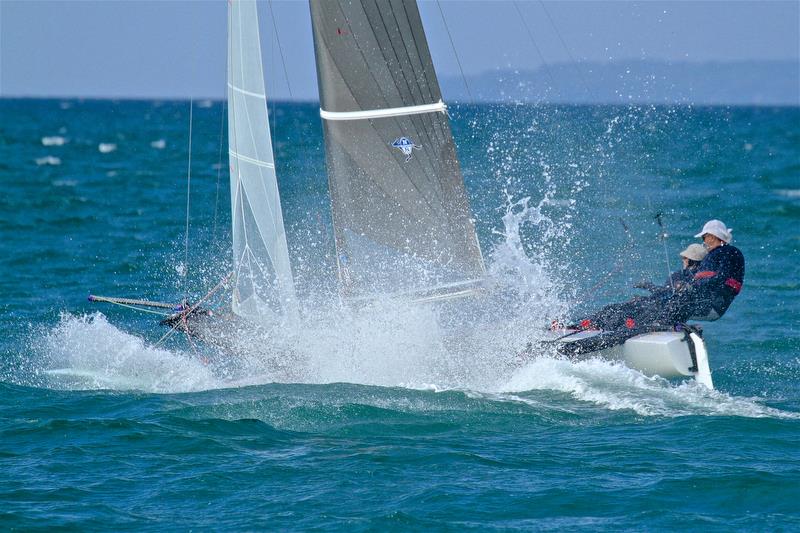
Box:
90, 0, 713, 388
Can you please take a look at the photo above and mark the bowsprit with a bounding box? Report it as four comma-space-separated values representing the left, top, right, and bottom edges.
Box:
391, 137, 421, 162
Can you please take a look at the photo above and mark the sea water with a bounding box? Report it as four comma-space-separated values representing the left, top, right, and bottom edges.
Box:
0, 99, 798, 530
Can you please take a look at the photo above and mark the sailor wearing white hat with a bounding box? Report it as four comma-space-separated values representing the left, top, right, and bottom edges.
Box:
681, 219, 745, 319
635, 243, 709, 294
695, 219, 733, 246
577, 221, 744, 331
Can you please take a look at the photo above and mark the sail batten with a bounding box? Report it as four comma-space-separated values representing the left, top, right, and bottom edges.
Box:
228, 0, 296, 320
310, 0, 485, 298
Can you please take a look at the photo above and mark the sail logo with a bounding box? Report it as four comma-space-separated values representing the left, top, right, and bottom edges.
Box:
391, 137, 421, 162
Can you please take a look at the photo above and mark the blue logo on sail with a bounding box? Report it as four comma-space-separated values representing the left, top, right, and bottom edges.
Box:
391, 137, 421, 162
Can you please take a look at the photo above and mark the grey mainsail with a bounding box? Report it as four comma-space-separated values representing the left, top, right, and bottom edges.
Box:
228, 0, 296, 320
309, 0, 485, 300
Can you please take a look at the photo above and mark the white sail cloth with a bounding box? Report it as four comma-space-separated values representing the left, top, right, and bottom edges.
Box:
228, 0, 296, 320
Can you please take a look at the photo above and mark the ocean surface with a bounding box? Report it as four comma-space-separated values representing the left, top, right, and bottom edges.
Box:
1, 98, 798, 530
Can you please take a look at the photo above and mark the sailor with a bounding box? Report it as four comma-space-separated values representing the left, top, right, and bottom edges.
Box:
666, 219, 745, 322
579, 220, 743, 330
635, 243, 708, 294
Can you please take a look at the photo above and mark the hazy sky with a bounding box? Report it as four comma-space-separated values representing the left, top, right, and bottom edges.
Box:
1, 0, 798, 100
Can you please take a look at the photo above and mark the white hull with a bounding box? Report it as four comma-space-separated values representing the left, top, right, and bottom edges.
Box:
555, 329, 713, 388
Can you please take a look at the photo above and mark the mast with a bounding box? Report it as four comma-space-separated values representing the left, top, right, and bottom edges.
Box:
309, 0, 486, 300
228, 0, 297, 320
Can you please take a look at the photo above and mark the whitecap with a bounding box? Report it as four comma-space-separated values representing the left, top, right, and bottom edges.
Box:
35, 156, 61, 166
150, 139, 166, 149
41, 136, 67, 146
98, 143, 117, 154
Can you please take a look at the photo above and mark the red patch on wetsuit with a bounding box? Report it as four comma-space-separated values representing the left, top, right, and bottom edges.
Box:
625, 317, 636, 329
580, 319, 592, 329
725, 278, 742, 294
694, 270, 717, 280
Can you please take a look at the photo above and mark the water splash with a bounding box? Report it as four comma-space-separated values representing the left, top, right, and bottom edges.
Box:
500, 356, 799, 419
34, 313, 217, 393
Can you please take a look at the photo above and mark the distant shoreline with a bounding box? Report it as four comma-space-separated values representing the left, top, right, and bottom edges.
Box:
2, 60, 796, 106
0, 96, 797, 108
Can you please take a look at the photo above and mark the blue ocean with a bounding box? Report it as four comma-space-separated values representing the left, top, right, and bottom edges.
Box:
1, 98, 798, 530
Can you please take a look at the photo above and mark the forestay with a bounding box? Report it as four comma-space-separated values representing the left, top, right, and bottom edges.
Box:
228, 0, 296, 320
309, 0, 486, 300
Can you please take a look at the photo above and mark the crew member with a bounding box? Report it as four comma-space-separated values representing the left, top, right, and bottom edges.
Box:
667, 219, 745, 322
636, 242, 708, 294
579, 220, 744, 330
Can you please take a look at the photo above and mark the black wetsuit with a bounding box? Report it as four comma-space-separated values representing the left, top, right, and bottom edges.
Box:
585, 245, 744, 330
647, 267, 698, 295
672, 243, 745, 319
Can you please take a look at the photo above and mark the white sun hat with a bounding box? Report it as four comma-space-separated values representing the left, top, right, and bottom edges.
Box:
679, 243, 708, 261
695, 219, 733, 243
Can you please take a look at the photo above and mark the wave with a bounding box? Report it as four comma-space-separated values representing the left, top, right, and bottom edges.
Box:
33, 313, 218, 394
41, 136, 67, 146
35, 156, 61, 166
499, 356, 798, 419
776, 189, 800, 199
22, 311, 797, 421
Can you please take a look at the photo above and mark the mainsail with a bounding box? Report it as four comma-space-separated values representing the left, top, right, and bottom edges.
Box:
309, 0, 486, 300
228, 0, 296, 320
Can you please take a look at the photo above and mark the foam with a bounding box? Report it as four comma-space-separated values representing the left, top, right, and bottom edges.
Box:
776, 189, 800, 199
37, 313, 218, 393
35, 156, 61, 166
41, 136, 67, 146
499, 355, 799, 419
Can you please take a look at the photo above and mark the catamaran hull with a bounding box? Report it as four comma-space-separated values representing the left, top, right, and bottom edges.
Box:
553, 329, 713, 388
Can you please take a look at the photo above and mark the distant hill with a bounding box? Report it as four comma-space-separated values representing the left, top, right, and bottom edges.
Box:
441, 60, 800, 105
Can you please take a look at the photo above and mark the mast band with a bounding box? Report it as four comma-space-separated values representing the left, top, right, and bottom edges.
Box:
320, 101, 446, 121
227, 83, 265, 99
229, 150, 275, 169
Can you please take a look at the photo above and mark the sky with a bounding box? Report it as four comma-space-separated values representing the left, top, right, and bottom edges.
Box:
0, 0, 798, 100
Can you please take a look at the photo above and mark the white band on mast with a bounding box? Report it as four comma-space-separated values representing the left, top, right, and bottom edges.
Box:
320, 100, 446, 121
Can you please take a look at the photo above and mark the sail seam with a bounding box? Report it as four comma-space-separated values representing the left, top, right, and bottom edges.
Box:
227, 82, 266, 99
229, 150, 275, 169
320, 101, 446, 121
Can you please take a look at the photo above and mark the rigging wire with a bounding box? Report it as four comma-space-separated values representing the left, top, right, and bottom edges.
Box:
512, 1, 558, 92
212, 98, 227, 246
655, 212, 675, 292
183, 98, 194, 297
267, 0, 293, 99
434, 0, 473, 102
579, 218, 635, 301
536, 0, 596, 101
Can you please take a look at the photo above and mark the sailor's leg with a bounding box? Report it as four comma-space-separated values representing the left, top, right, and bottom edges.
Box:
588, 301, 637, 330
